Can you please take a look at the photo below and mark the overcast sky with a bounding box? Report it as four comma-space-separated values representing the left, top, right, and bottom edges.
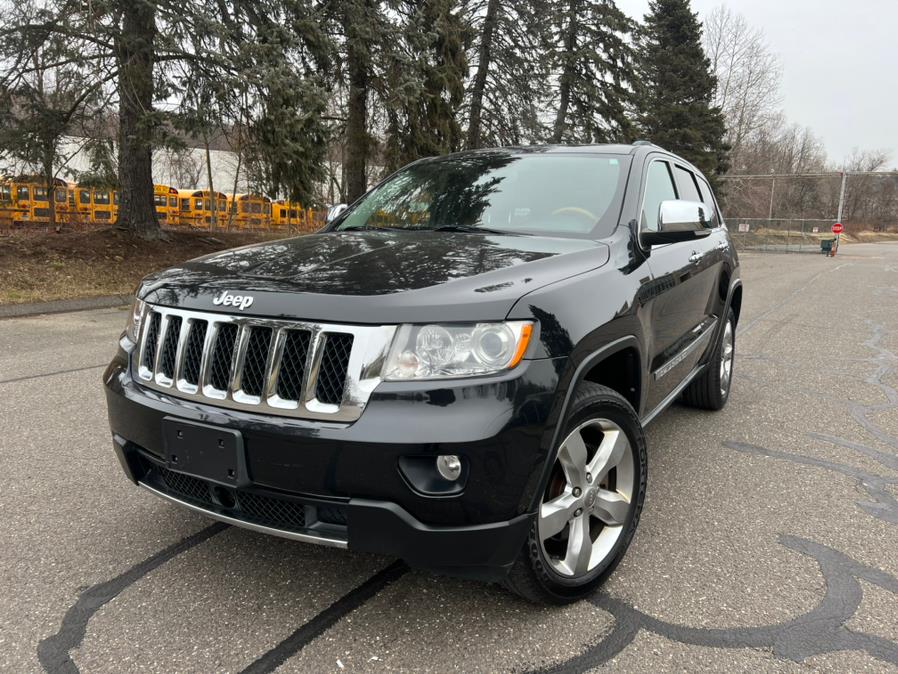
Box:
622, 0, 897, 166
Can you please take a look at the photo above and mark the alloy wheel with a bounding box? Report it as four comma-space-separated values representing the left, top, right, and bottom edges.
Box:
538, 419, 635, 578
720, 320, 734, 397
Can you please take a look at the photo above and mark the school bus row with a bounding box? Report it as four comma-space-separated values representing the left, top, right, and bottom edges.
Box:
0, 177, 317, 231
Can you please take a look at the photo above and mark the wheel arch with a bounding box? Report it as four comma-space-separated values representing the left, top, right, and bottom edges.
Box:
525, 335, 644, 514
729, 282, 743, 326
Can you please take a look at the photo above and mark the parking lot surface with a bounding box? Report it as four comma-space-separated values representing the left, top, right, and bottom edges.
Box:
2, 244, 898, 673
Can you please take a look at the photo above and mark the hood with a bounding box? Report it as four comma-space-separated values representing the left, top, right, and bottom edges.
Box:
141, 230, 610, 324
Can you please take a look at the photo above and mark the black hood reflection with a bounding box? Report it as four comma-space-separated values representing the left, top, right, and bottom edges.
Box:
140, 230, 611, 324
152, 230, 604, 296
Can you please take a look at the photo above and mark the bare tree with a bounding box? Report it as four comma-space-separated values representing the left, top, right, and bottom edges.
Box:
703, 6, 781, 165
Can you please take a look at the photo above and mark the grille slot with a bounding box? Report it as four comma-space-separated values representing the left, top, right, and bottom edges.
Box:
148, 463, 330, 536
210, 323, 238, 391
134, 305, 390, 422
159, 466, 211, 504
241, 327, 273, 397
316, 333, 354, 405
237, 491, 307, 530
142, 312, 161, 369
159, 316, 182, 379
182, 320, 207, 386
276, 330, 311, 401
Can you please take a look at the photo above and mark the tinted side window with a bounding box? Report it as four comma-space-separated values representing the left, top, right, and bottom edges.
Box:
674, 166, 701, 202
641, 160, 677, 232
695, 174, 721, 227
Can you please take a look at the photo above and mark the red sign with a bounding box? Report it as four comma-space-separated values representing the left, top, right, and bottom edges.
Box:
832, 223, 844, 234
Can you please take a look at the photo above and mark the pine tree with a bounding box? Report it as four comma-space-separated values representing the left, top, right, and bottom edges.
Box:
3, 0, 334, 238
463, 0, 550, 148
548, 0, 636, 144
383, 0, 468, 171
636, 0, 729, 180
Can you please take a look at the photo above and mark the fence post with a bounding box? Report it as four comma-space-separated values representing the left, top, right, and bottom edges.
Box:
767, 177, 775, 251
836, 171, 847, 224
836, 171, 847, 248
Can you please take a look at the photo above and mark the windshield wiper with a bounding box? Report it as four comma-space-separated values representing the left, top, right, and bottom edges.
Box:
433, 224, 517, 235
340, 224, 409, 232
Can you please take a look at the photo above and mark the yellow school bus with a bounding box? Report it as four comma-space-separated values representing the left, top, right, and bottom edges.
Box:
88, 186, 117, 225
73, 185, 94, 225
177, 189, 228, 229
154, 184, 180, 227
0, 178, 15, 228
271, 200, 312, 230
226, 193, 272, 230
6, 177, 75, 226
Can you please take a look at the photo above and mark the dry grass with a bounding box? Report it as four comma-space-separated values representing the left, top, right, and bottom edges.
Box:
0, 227, 290, 305
849, 231, 898, 243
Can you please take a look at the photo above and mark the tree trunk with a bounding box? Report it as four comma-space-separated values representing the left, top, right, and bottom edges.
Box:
551, 0, 578, 143
43, 157, 56, 230
466, 0, 500, 150
227, 140, 242, 232
115, 0, 161, 239
203, 134, 218, 230
343, 2, 369, 203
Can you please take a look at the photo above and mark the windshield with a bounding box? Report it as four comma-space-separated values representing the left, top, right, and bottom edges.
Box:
335, 152, 630, 238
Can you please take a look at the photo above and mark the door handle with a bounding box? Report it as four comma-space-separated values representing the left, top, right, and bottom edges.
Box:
689, 251, 702, 263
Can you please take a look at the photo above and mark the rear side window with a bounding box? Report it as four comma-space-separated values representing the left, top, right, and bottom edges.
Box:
674, 166, 701, 202
641, 160, 677, 232
695, 174, 721, 227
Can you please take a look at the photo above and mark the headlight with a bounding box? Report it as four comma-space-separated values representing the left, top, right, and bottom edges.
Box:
125, 297, 146, 342
383, 321, 533, 380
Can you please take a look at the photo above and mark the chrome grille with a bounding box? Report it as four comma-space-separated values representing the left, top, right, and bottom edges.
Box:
135, 304, 396, 422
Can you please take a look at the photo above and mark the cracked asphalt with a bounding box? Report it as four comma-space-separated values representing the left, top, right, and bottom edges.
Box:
2, 243, 897, 673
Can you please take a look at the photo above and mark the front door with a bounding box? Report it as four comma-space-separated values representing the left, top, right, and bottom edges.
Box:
640, 159, 722, 411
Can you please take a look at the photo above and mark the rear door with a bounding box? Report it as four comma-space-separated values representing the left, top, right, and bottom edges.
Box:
642, 159, 721, 411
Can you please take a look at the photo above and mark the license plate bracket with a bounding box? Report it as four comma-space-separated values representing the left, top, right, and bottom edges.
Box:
161, 417, 248, 487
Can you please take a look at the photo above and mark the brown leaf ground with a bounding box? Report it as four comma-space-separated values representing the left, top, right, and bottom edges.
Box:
0, 228, 288, 305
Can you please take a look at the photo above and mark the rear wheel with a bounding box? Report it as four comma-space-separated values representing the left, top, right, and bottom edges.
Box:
504, 383, 647, 604
682, 307, 735, 410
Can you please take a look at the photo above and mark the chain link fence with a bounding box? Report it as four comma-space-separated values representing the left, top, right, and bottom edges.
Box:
721, 171, 898, 253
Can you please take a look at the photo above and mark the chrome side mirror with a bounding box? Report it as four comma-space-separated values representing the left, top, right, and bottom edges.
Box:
642, 200, 714, 246
326, 203, 348, 224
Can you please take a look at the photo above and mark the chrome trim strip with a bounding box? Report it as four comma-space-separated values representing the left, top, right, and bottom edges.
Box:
652, 318, 718, 381
229, 324, 251, 396
642, 362, 707, 426
134, 303, 397, 422
173, 316, 191, 388
138, 481, 348, 549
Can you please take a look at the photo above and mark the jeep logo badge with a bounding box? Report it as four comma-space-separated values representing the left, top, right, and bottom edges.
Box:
212, 290, 254, 311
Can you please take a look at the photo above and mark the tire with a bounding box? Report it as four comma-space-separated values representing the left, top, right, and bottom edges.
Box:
503, 382, 647, 604
682, 308, 736, 411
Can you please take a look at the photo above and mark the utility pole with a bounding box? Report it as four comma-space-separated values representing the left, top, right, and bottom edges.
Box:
836, 171, 848, 249
767, 173, 775, 251
836, 171, 847, 223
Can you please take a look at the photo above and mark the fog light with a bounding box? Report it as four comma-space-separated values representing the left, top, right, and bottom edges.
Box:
436, 454, 462, 481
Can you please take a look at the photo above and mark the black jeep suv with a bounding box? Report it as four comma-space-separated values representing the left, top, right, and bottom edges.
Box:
104, 143, 741, 603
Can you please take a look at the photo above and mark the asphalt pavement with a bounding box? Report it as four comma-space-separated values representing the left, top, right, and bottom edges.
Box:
2, 244, 898, 673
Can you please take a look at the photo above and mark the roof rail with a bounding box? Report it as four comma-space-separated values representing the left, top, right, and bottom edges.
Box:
632, 140, 655, 146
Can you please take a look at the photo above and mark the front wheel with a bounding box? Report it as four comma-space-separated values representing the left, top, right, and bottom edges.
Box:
504, 383, 647, 604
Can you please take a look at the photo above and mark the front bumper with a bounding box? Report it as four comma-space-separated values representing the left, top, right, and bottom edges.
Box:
104, 340, 564, 580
